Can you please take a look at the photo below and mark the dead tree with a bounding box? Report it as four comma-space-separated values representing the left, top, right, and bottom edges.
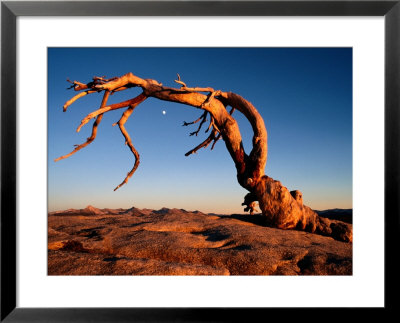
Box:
56, 73, 352, 242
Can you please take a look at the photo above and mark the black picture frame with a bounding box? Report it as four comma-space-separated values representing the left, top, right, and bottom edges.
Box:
1, 1, 399, 321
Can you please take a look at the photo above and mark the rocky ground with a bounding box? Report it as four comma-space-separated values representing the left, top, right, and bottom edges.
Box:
48, 206, 352, 275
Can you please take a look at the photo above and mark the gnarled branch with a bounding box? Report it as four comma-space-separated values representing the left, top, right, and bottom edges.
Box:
55, 91, 111, 162
55, 72, 353, 242
58, 72, 267, 192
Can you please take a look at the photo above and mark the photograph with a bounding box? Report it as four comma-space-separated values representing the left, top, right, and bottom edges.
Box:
47, 47, 352, 276
3, 0, 397, 320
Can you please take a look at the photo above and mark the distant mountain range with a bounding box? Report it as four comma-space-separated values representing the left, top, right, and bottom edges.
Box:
49, 205, 352, 224
49, 205, 206, 217
315, 208, 352, 224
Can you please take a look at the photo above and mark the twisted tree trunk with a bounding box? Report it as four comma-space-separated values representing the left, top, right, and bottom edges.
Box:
56, 73, 352, 242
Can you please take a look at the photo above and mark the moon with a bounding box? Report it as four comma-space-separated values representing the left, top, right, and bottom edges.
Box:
162, 110, 166, 115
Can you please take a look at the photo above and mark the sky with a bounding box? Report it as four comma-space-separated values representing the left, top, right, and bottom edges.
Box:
48, 48, 352, 213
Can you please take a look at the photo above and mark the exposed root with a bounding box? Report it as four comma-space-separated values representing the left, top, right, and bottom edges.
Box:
242, 192, 259, 215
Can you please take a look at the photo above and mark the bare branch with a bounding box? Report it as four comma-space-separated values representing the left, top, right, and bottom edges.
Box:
55, 73, 351, 241
111, 93, 148, 190
209, 107, 233, 150
189, 112, 208, 136
211, 133, 222, 150
63, 90, 99, 112
174, 73, 216, 93
113, 102, 144, 191
181, 86, 216, 93
110, 85, 134, 95
59, 73, 251, 191
201, 90, 221, 108
174, 73, 187, 88
55, 91, 111, 162
183, 111, 207, 127
66, 79, 93, 91
205, 118, 213, 133
92, 76, 118, 83
185, 129, 218, 156
76, 93, 147, 132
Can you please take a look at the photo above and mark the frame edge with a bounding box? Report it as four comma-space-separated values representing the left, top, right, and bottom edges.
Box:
1, 2, 17, 322
1, 0, 399, 321
384, 0, 400, 312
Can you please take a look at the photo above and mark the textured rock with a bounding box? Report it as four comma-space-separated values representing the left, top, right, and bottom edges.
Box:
255, 176, 352, 242
290, 190, 303, 204
48, 207, 352, 275
256, 176, 318, 231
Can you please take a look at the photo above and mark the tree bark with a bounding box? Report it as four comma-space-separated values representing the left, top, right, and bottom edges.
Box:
57, 73, 352, 242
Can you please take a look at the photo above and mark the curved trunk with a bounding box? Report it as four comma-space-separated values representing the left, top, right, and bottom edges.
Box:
214, 92, 352, 243
59, 73, 352, 242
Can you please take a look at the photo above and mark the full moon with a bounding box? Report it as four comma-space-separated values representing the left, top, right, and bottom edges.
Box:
162, 110, 166, 115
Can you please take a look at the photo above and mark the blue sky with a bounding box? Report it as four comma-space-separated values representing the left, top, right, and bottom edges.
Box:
48, 48, 352, 213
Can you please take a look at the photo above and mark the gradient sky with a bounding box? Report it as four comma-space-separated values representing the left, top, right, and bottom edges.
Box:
48, 48, 352, 213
